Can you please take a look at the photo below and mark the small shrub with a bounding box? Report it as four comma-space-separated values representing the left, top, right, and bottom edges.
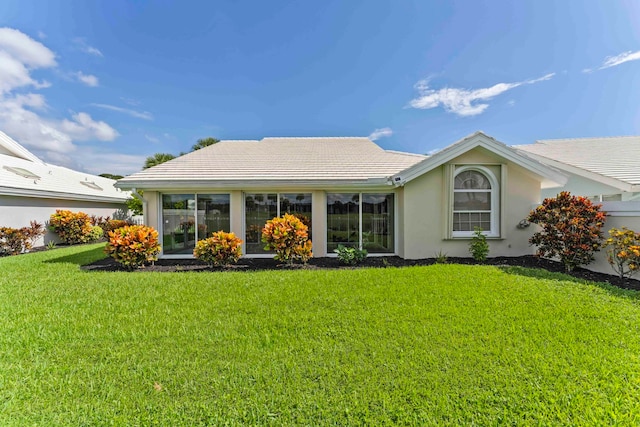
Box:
49, 210, 93, 244
604, 227, 640, 279
46, 241, 57, 250
90, 215, 109, 228
334, 244, 368, 266
23, 221, 45, 248
434, 250, 448, 264
88, 225, 104, 242
193, 231, 243, 267
0, 227, 29, 255
469, 227, 489, 262
103, 219, 130, 233
262, 214, 313, 264
528, 191, 606, 272
104, 225, 161, 269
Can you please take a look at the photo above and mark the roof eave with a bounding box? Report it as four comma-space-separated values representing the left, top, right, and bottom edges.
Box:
115, 177, 394, 191
0, 186, 129, 203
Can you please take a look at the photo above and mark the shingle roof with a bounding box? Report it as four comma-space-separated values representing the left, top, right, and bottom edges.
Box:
514, 136, 640, 187
0, 133, 129, 203
117, 137, 426, 188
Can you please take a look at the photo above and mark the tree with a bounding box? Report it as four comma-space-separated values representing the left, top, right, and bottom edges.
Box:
99, 173, 124, 180
143, 153, 175, 169
527, 191, 607, 272
126, 189, 143, 216
191, 137, 219, 151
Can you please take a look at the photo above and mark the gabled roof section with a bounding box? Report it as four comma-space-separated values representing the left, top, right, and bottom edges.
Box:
116, 137, 426, 189
0, 132, 129, 203
391, 131, 567, 188
514, 136, 640, 192
0, 130, 44, 164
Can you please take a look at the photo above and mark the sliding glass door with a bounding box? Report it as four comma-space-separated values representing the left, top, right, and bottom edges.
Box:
162, 194, 230, 255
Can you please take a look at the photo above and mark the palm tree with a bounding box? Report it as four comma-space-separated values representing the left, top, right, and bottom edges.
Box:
191, 137, 220, 151
143, 153, 176, 169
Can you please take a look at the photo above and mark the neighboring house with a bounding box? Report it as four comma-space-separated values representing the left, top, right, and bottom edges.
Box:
0, 130, 130, 246
116, 131, 566, 259
515, 136, 640, 202
516, 136, 640, 274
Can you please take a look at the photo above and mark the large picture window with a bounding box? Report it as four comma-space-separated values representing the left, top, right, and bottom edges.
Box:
327, 193, 394, 253
452, 167, 498, 237
244, 193, 312, 254
162, 193, 230, 255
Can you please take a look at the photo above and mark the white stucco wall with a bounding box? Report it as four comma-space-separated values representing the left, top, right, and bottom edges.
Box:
401, 147, 543, 259
0, 195, 128, 247
541, 172, 639, 202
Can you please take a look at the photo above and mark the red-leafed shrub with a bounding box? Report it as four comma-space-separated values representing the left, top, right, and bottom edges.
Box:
193, 231, 243, 267
527, 191, 606, 272
103, 219, 131, 233
49, 210, 93, 244
604, 227, 640, 279
262, 214, 312, 264
0, 227, 29, 255
104, 225, 161, 269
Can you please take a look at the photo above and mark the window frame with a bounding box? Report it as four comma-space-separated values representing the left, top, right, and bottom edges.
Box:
451, 165, 500, 238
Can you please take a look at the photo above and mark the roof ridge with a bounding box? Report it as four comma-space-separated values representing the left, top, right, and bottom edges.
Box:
261, 136, 370, 140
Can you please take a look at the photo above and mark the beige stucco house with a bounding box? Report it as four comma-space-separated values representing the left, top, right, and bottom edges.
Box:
116, 131, 566, 259
0, 130, 130, 246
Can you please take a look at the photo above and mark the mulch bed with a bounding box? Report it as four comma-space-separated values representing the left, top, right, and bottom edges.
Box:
81, 255, 640, 291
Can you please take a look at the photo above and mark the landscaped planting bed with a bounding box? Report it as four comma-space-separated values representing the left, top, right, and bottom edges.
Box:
1, 243, 640, 425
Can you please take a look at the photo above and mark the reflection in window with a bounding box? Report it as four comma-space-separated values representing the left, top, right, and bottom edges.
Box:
245, 193, 278, 254
162, 194, 230, 255
327, 193, 359, 252
362, 194, 394, 253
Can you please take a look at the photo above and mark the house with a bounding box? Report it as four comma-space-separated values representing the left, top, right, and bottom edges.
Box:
515, 136, 640, 202
516, 136, 640, 274
0, 130, 130, 246
115, 131, 566, 259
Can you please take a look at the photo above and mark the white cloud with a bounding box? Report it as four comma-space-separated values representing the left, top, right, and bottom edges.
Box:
75, 71, 99, 87
145, 134, 160, 144
91, 103, 153, 120
0, 28, 120, 167
59, 112, 119, 141
58, 147, 147, 175
37, 31, 46, 40
0, 28, 56, 94
584, 50, 640, 73
73, 37, 103, 57
368, 127, 393, 141
408, 73, 555, 117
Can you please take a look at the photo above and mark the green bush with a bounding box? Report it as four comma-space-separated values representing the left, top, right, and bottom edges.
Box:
104, 225, 161, 269
49, 210, 93, 244
334, 244, 368, 266
469, 227, 489, 262
88, 225, 104, 242
193, 231, 243, 267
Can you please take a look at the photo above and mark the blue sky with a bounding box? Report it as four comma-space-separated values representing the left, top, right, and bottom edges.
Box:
0, 0, 639, 175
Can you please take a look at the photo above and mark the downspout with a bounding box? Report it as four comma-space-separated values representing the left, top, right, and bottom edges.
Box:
131, 187, 147, 225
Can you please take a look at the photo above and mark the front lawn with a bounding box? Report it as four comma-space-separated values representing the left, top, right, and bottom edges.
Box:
1, 244, 640, 425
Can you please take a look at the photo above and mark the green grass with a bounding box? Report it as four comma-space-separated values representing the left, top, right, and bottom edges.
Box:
1, 244, 640, 425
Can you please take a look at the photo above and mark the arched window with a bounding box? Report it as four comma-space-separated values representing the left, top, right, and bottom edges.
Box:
452, 166, 499, 237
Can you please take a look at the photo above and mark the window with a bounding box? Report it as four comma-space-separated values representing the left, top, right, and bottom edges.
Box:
162, 194, 230, 255
452, 167, 498, 237
244, 193, 313, 254
327, 193, 395, 253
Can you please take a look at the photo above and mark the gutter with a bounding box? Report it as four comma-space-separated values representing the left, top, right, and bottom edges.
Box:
131, 188, 148, 224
